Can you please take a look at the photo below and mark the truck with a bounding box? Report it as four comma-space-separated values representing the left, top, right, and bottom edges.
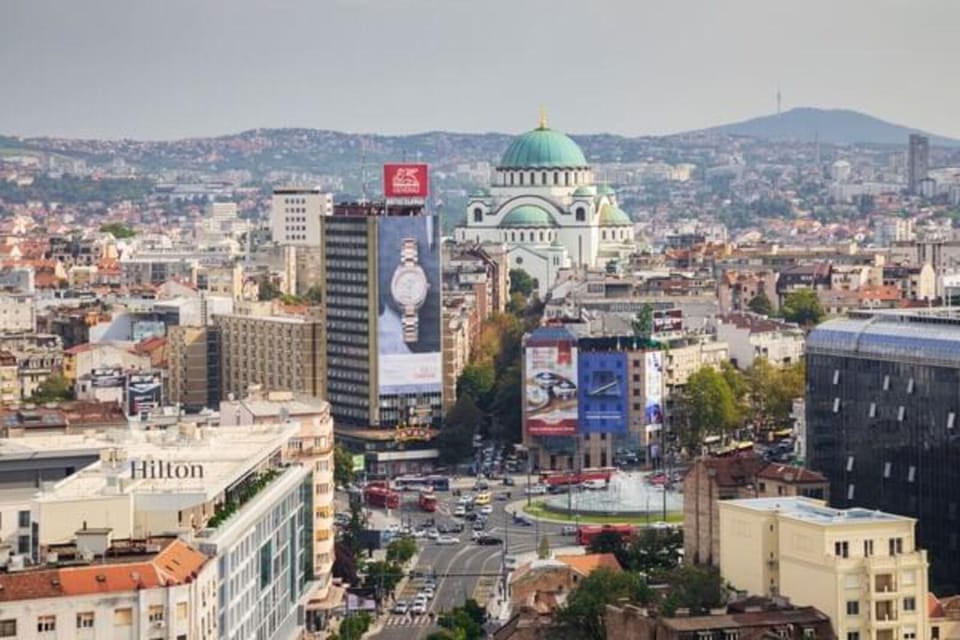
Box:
575, 524, 634, 546
363, 484, 400, 509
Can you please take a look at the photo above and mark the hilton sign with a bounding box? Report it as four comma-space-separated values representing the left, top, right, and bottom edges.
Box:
130, 460, 204, 480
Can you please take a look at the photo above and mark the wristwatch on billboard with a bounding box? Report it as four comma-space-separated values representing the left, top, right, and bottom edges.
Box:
390, 237, 429, 343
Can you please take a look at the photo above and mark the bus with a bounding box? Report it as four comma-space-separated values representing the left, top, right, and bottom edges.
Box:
538, 467, 615, 488
575, 524, 634, 546
418, 492, 438, 512
394, 475, 451, 492
363, 485, 400, 509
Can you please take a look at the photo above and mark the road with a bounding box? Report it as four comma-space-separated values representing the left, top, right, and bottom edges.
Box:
371, 479, 570, 640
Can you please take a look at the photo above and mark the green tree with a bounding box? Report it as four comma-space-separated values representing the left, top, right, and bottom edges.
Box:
679, 366, 739, 451
658, 565, 727, 617
745, 359, 805, 426
509, 268, 535, 297
386, 536, 417, 565
617, 527, 683, 574
632, 303, 655, 340
30, 373, 72, 403
99, 222, 136, 239
305, 284, 323, 304
556, 568, 653, 640
258, 278, 281, 301
587, 531, 626, 556
437, 395, 483, 463
334, 444, 356, 488
781, 288, 825, 326
747, 291, 773, 316
429, 599, 486, 640
362, 560, 404, 599
490, 364, 522, 442
333, 611, 372, 640
457, 362, 495, 403
538, 535, 551, 560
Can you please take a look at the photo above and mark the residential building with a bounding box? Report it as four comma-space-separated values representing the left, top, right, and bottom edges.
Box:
720, 497, 929, 640
120, 256, 198, 286
718, 270, 779, 314
909, 134, 930, 195
0, 537, 217, 640
0, 350, 17, 405
683, 454, 829, 566
0, 296, 35, 333
509, 553, 621, 615
62, 342, 151, 383
214, 306, 325, 401
877, 263, 936, 301
167, 325, 221, 411
714, 312, 805, 369
270, 186, 333, 247
929, 595, 960, 640
806, 309, 960, 592
0, 333, 64, 400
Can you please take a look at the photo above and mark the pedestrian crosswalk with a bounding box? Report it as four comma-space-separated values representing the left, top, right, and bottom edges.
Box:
382, 614, 437, 627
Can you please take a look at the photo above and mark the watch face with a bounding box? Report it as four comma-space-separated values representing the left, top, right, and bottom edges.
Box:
392, 266, 428, 306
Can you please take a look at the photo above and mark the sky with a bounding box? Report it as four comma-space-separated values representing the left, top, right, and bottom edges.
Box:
3, 0, 959, 140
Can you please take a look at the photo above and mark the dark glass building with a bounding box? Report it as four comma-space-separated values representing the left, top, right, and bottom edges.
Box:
806, 309, 960, 591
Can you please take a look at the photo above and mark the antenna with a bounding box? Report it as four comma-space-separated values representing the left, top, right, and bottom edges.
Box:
360, 139, 369, 205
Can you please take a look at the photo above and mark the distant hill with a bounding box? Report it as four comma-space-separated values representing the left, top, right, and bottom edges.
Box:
694, 107, 960, 146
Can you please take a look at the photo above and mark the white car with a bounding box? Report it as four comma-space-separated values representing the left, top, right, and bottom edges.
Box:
426, 528, 440, 540
453, 505, 466, 517
418, 588, 434, 601
436, 535, 460, 545
392, 601, 410, 615
386, 523, 401, 534
525, 485, 547, 495
411, 601, 428, 615
582, 479, 607, 490
479, 505, 493, 515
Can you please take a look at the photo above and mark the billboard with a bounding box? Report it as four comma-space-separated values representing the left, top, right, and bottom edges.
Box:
377, 216, 442, 397
525, 341, 578, 436
578, 351, 628, 434
127, 372, 163, 417
132, 320, 166, 342
644, 351, 664, 428
383, 164, 429, 198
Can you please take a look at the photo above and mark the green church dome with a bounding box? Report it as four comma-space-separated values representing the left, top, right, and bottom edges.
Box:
598, 203, 632, 226
573, 186, 595, 197
499, 124, 588, 168
499, 204, 557, 227
597, 184, 616, 196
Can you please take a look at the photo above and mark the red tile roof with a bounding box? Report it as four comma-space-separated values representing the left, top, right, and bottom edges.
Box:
556, 553, 622, 576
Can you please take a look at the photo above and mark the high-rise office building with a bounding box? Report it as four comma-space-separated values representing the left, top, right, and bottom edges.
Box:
320, 202, 443, 430
908, 134, 929, 195
270, 187, 333, 246
806, 309, 960, 591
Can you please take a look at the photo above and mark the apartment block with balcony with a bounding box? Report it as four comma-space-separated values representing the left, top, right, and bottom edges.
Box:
720, 497, 929, 640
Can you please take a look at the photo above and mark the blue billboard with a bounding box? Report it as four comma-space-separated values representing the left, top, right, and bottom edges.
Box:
578, 351, 628, 434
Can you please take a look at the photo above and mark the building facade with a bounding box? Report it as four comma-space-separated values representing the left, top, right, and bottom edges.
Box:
909, 134, 930, 195
270, 187, 333, 247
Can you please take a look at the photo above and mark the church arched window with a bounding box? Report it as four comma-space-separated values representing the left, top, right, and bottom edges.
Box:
473, 208, 483, 223
539, 232, 544, 242
510, 173, 515, 186
542, 172, 547, 185
602, 230, 607, 240
576, 208, 585, 222
565, 172, 570, 186
553, 172, 559, 185
518, 173, 524, 186
519, 231, 525, 242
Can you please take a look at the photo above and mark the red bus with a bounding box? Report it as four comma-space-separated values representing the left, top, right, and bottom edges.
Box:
363, 485, 400, 509
539, 467, 615, 488
576, 524, 634, 546
418, 492, 438, 512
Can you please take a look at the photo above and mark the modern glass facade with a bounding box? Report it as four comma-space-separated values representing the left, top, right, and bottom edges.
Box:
807, 311, 960, 592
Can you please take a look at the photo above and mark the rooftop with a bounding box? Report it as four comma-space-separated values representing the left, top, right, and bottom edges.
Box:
724, 496, 911, 526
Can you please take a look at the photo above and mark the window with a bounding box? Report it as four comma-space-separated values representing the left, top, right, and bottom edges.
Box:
835, 541, 849, 558
949, 412, 955, 430
833, 369, 840, 384
903, 597, 916, 612
77, 612, 94, 628
907, 466, 916, 483
933, 627, 941, 640
846, 456, 854, 471
37, 615, 56, 632
869, 403, 877, 418
176, 602, 188, 621
17, 510, 29, 528
889, 538, 903, 556
114, 608, 132, 626
906, 378, 915, 394
576, 208, 586, 222
904, 631, 916, 640
833, 397, 841, 413
148, 605, 164, 623
897, 406, 905, 422
864, 540, 874, 557
473, 208, 482, 223
847, 600, 860, 615
848, 633, 860, 640
0, 620, 14, 637
884, 462, 892, 478
883, 375, 890, 390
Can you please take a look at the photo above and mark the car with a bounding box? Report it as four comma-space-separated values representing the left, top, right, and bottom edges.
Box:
525, 484, 547, 495
496, 492, 509, 501
479, 505, 493, 515
448, 521, 465, 533
392, 601, 410, 615
386, 523, 401, 534
473, 480, 489, 491
475, 535, 503, 546
464, 511, 479, 522
412, 528, 427, 539
561, 525, 578, 536
426, 528, 440, 540
453, 505, 466, 517
422, 578, 437, 590
582, 479, 607, 490
411, 601, 428, 615
418, 588, 435, 601
458, 495, 474, 505
436, 536, 460, 545
513, 515, 534, 527
473, 519, 485, 531
503, 555, 519, 570
503, 476, 515, 486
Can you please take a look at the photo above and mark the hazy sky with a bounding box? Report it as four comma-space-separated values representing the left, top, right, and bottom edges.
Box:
3, 0, 959, 140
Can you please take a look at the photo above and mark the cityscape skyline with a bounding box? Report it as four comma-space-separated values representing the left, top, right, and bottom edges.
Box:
3, 0, 960, 140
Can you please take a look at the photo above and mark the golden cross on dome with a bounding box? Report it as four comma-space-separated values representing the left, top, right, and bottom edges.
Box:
539, 105, 548, 129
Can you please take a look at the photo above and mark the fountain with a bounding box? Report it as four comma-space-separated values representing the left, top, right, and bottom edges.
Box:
540, 471, 683, 518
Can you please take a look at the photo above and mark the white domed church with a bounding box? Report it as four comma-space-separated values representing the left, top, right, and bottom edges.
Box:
455, 114, 636, 296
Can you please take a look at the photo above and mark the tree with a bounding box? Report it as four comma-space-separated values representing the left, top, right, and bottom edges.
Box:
99, 222, 136, 239
509, 268, 535, 297
332, 540, 359, 586
334, 611, 372, 640
258, 278, 281, 301
747, 291, 773, 316
386, 536, 418, 565
556, 568, 653, 640
438, 395, 483, 463
362, 560, 404, 599
658, 565, 727, 617
678, 366, 739, 451
632, 303, 655, 340
334, 444, 356, 488
587, 531, 626, 555
617, 527, 683, 574
490, 364, 522, 442
745, 359, 805, 426
457, 362, 495, 403
781, 288, 825, 326
430, 598, 486, 640
305, 284, 323, 304
30, 373, 72, 403
538, 535, 551, 560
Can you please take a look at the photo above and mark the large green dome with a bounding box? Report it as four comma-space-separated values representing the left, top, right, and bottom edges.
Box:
598, 203, 633, 226
499, 126, 588, 168
500, 204, 557, 227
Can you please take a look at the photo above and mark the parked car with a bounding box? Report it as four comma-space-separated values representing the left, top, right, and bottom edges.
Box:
475, 535, 503, 546
503, 476, 515, 486
473, 519, 485, 531
436, 536, 460, 545
479, 505, 493, 515
392, 601, 410, 615
453, 505, 466, 517
513, 514, 534, 527
426, 528, 440, 540
561, 525, 578, 536
525, 484, 547, 495
411, 601, 428, 615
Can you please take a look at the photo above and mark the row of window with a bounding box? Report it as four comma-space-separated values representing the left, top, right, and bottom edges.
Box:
496, 169, 590, 187
0, 606, 191, 636
834, 537, 904, 558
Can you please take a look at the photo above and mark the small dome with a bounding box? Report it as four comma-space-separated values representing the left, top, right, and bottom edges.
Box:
500, 204, 557, 227
598, 203, 632, 226
597, 184, 616, 196
572, 186, 595, 197
499, 126, 588, 168
470, 187, 491, 199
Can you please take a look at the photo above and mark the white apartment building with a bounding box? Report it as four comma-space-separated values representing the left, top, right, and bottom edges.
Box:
720, 497, 929, 640
270, 187, 333, 247
715, 312, 805, 369
0, 297, 35, 333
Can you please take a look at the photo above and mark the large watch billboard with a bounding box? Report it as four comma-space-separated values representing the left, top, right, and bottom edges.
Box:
578, 351, 628, 434
377, 215, 442, 396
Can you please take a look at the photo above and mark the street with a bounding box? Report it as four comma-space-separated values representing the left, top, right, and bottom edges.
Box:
370, 479, 570, 640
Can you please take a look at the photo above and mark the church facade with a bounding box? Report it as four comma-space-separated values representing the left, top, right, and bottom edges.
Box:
455, 116, 636, 296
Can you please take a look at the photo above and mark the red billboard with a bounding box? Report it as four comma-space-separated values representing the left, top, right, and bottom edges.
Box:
384, 163, 429, 198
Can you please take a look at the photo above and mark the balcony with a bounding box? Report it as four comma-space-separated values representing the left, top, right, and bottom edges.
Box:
873, 574, 897, 595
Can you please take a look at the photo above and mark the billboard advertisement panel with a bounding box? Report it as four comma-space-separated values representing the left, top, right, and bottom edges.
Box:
383, 164, 429, 198
525, 341, 578, 436
127, 372, 163, 417
578, 351, 628, 434
377, 215, 442, 397
132, 320, 166, 342
644, 351, 664, 427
